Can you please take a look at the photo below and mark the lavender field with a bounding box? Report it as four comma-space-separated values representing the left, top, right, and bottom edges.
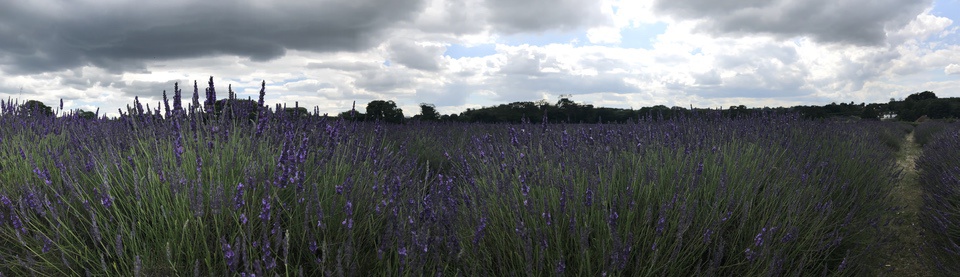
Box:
916, 121, 960, 275
0, 82, 955, 276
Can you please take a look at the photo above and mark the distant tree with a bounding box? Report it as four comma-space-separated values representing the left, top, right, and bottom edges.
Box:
76, 109, 97, 120
928, 101, 952, 118
860, 105, 880, 120
215, 98, 261, 120
283, 107, 309, 118
337, 110, 364, 121
417, 103, 440, 121
905, 91, 937, 102
366, 100, 404, 123
20, 100, 53, 117
557, 97, 575, 108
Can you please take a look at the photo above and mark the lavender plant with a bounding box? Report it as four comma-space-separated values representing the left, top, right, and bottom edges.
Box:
0, 84, 906, 276
916, 121, 960, 275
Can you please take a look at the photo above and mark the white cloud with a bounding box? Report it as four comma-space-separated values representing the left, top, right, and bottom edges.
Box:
2, 0, 959, 118
946, 64, 960, 75
887, 11, 953, 44
652, 0, 931, 45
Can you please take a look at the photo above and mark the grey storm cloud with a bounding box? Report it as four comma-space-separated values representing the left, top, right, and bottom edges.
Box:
354, 68, 420, 93
414, 0, 608, 36
0, 0, 426, 74
653, 0, 931, 45
685, 68, 812, 99
387, 40, 445, 71
415, 82, 474, 107
485, 0, 608, 33
122, 80, 187, 99
306, 61, 382, 71
485, 47, 638, 101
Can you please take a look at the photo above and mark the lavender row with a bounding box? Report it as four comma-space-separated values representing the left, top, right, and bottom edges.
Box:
917, 121, 960, 275
0, 91, 904, 276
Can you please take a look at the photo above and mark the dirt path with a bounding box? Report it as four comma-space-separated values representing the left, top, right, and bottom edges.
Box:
877, 132, 930, 276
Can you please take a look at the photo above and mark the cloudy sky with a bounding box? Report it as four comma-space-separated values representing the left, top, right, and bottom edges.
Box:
1, 0, 958, 117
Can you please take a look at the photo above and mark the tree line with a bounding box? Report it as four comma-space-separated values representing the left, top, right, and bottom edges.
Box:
335, 91, 959, 123
10, 90, 959, 123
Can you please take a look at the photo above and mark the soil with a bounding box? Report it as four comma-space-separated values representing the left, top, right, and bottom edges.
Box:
875, 132, 931, 276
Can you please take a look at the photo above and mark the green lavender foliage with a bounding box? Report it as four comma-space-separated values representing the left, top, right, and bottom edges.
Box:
916, 121, 960, 275
0, 97, 906, 276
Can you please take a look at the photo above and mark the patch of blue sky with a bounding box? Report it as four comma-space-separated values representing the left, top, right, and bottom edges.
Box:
443, 44, 497, 59
499, 29, 589, 46
930, 0, 960, 44
931, 0, 960, 20
618, 22, 667, 49
929, 69, 960, 81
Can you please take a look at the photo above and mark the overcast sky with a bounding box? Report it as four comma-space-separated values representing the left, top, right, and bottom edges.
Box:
1, 0, 958, 117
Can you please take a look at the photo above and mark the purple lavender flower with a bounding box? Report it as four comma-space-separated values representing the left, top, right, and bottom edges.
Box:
204, 77, 217, 114
607, 211, 618, 227
11, 214, 26, 234
344, 201, 353, 217
90, 214, 101, 242
162, 90, 171, 118
134, 255, 142, 277
655, 215, 666, 236
257, 80, 266, 108
115, 234, 123, 257
473, 216, 488, 245
585, 188, 593, 207
191, 81, 200, 113
754, 228, 766, 247
41, 235, 52, 253
33, 166, 52, 185
134, 96, 144, 116
173, 121, 184, 166
173, 82, 182, 114
259, 197, 271, 221
233, 182, 246, 210
781, 228, 797, 243
721, 211, 731, 222
195, 154, 203, 179
838, 250, 849, 271
24, 191, 43, 216
100, 190, 113, 209
221, 238, 238, 272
